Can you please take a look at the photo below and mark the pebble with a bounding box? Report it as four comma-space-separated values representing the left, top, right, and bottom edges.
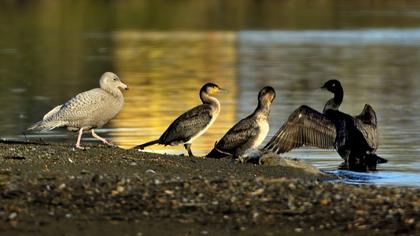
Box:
288, 183, 296, 190
164, 190, 174, 195
8, 212, 17, 220
145, 169, 156, 174
58, 183, 66, 190
294, 228, 303, 233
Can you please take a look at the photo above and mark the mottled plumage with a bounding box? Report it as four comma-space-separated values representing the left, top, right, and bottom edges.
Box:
207, 86, 276, 158
135, 83, 224, 157
264, 80, 386, 171
27, 72, 128, 149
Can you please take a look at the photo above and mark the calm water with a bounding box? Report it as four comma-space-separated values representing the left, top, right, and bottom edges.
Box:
1, 1, 420, 187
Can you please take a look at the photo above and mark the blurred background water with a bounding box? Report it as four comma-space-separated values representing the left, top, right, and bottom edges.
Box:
1, 0, 420, 186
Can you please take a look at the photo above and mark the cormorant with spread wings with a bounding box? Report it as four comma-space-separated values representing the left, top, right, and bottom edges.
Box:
264, 80, 387, 171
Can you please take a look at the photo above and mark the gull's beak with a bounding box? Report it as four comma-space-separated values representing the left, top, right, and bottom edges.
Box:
120, 82, 128, 91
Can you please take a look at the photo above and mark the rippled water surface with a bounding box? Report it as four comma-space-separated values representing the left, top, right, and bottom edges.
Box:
1, 1, 420, 187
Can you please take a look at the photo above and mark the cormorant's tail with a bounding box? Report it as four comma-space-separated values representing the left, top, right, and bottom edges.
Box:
374, 154, 388, 164
133, 140, 160, 150
206, 148, 228, 159
366, 153, 388, 164
206, 142, 232, 159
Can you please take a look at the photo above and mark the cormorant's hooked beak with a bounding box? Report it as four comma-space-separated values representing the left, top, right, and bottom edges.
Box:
218, 88, 228, 94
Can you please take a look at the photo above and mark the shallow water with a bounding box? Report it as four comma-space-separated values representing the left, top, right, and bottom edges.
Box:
1, 1, 420, 187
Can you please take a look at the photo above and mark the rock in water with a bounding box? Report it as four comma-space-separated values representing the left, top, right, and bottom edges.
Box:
27, 72, 128, 149
241, 150, 327, 177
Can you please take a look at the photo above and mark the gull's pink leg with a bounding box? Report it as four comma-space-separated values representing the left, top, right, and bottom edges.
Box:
91, 129, 113, 146
75, 128, 84, 149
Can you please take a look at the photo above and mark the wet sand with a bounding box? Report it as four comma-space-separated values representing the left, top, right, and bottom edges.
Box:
0, 143, 418, 235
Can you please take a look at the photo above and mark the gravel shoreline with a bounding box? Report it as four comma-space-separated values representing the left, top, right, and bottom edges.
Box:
0, 143, 418, 235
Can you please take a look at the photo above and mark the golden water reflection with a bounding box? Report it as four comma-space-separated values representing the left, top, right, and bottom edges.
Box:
109, 31, 237, 154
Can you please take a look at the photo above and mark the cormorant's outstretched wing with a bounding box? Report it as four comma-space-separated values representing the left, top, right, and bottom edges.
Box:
159, 104, 213, 144
264, 105, 336, 153
354, 104, 379, 151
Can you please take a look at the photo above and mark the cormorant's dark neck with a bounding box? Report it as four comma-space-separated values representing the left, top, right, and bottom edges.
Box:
333, 86, 344, 106
323, 86, 344, 113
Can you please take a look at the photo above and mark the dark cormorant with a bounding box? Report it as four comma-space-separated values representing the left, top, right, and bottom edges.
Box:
134, 83, 224, 157
264, 80, 387, 171
207, 86, 276, 159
